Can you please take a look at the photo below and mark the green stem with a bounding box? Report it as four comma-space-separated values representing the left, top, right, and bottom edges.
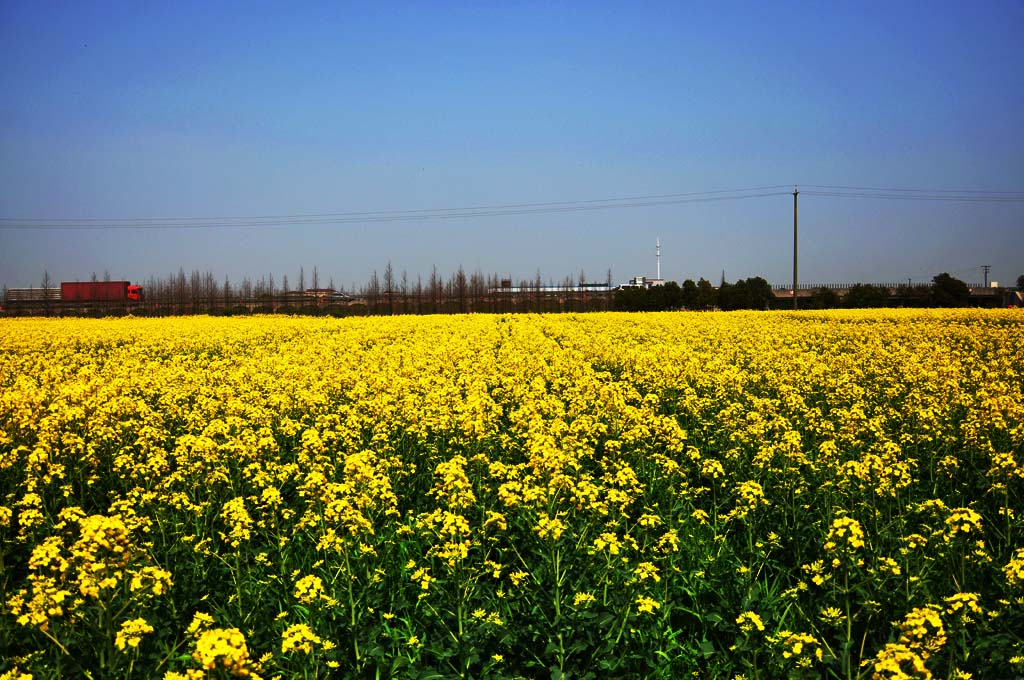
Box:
843, 569, 852, 680
553, 544, 565, 671
39, 626, 70, 656
343, 549, 361, 667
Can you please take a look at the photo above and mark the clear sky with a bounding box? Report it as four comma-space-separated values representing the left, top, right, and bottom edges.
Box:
1, 1, 1022, 291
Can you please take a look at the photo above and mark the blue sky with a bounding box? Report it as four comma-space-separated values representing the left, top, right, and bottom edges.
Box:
1, 1, 1022, 290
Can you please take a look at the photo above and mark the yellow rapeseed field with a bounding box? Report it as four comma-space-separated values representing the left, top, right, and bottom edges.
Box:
1, 310, 1023, 679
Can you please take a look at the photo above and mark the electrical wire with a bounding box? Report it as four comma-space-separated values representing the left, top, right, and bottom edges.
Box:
2, 183, 1021, 230
0, 188, 792, 230
801, 190, 1024, 202
801, 184, 1024, 195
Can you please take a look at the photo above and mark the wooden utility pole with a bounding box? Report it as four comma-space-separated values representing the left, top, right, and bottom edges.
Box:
793, 187, 799, 310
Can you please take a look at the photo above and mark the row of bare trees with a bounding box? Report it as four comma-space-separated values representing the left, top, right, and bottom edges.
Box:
6, 265, 615, 316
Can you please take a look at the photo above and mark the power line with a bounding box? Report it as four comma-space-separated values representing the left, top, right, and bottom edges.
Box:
0, 185, 792, 223
798, 183, 1024, 193
802, 190, 1024, 202
0, 188, 792, 230
2, 182, 1021, 230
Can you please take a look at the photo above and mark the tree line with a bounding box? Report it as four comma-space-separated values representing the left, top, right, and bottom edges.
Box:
613, 277, 776, 312
3, 265, 616, 316
5, 269, 1018, 317
613, 272, 1010, 311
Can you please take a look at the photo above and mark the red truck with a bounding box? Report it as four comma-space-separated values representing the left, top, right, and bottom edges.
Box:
60, 281, 143, 302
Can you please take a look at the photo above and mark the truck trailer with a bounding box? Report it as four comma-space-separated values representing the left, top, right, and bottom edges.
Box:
60, 280, 143, 302
2, 280, 143, 314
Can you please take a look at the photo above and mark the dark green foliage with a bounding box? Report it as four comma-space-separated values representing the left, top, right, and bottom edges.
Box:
844, 283, 890, 308
931, 273, 971, 307
717, 277, 774, 311
613, 282, 684, 312
807, 287, 841, 309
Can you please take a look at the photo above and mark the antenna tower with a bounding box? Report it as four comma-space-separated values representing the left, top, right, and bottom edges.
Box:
656, 237, 661, 280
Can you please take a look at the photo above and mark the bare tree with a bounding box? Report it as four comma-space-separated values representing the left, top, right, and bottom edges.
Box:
400, 270, 409, 314
41, 270, 52, 316
366, 270, 381, 314
223, 275, 232, 311
312, 266, 319, 291
190, 270, 202, 312
429, 265, 441, 314
204, 270, 216, 311
534, 269, 543, 313
469, 268, 485, 313
175, 268, 187, 308
383, 261, 394, 314
486, 273, 501, 313
455, 265, 467, 313
298, 267, 305, 293
578, 269, 587, 312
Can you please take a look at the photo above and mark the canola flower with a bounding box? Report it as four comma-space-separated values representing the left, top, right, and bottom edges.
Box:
115, 617, 154, 651
192, 628, 254, 676
293, 574, 325, 604
736, 611, 765, 633
0, 310, 1022, 679
280, 623, 321, 654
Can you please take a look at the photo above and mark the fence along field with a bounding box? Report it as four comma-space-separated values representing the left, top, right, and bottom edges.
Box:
1, 310, 1023, 679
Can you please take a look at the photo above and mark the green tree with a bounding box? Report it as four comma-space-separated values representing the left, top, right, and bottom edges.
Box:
719, 277, 773, 311
743, 276, 774, 310
657, 281, 684, 310
717, 281, 738, 310
892, 284, 931, 308
808, 287, 841, 309
696, 278, 717, 310
680, 279, 698, 310
613, 286, 645, 312
844, 283, 890, 308
931, 272, 970, 307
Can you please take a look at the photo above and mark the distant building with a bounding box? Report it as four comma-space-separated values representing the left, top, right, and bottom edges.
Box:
621, 276, 665, 289
487, 282, 614, 294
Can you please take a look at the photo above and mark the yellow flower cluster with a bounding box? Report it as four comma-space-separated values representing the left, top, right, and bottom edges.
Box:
293, 574, 326, 604
897, 606, 946, 660
872, 643, 932, 680
736, 611, 765, 633
635, 596, 661, 615
824, 517, 866, 554
281, 623, 322, 654
944, 508, 983, 539
192, 628, 255, 676
773, 631, 824, 666
1005, 548, 1024, 588
115, 617, 154, 651
943, 592, 982, 623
